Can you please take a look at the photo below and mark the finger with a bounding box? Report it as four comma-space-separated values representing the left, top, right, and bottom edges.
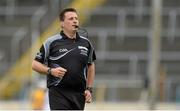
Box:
86, 98, 92, 103
58, 69, 66, 74
85, 95, 91, 102
58, 67, 67, 72
59, 70, 66, 75
59, 74, 63, 78
58, 72, 65, 77
85, 91, 91, 99
85, 94, 91, 100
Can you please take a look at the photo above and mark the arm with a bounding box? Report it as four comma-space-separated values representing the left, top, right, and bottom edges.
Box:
32, 60, 67, 77
86, 63, 95, 88
85, 62, 95, 103
32, 60, 49, 75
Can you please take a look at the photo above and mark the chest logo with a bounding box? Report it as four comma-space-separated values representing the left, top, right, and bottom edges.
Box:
78, 46, 88, 56
78, 46, 88, 51
59, 48, 68, 52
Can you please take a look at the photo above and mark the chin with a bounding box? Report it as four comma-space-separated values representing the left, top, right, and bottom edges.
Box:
72, 29, 77, 32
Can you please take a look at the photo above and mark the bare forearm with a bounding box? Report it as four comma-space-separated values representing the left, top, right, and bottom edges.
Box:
32, 60, 49, 75
86, 63, 95, 87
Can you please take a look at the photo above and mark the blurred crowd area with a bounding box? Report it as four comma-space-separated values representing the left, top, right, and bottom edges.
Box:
0, 0, 180, 110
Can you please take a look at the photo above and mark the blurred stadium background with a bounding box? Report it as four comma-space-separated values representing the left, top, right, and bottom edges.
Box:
0, 0, 180, 110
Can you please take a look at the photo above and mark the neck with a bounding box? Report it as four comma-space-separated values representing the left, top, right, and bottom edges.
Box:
63, 30, 76, 39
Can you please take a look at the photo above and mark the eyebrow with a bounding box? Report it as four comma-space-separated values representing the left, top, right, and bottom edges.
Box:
68, 16, 78, 20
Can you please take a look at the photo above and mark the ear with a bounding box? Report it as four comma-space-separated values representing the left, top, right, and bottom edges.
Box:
60, 22, 64, 28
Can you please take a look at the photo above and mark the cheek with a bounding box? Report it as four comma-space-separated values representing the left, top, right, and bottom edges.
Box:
64, 23, 71, 29
66, 22, 72, 27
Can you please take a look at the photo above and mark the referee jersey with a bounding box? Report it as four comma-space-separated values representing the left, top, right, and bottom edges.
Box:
34, 31, 96, 93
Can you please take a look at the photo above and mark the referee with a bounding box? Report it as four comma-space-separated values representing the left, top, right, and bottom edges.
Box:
32, 8, 96, 110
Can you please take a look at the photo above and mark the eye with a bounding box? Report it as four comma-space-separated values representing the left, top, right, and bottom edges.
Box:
75, 17, 78, 20
68, 17, 78, 21
69, 17, 73, 20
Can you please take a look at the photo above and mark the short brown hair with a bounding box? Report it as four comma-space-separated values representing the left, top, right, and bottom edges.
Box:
59, 8, 77, 21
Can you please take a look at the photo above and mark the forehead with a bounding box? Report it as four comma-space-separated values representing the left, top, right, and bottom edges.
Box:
64, 12, 78, 18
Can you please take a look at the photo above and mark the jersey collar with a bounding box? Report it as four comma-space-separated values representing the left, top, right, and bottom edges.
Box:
60, 31, 80, 41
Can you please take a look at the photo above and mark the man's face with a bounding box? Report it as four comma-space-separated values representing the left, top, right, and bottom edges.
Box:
61, 12, 79, 32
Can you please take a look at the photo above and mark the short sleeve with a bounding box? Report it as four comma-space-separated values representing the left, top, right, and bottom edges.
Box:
34, 34, 62, 65
88, 43, 96, 64
34, 40, 51, 65
34, 45, 46, 64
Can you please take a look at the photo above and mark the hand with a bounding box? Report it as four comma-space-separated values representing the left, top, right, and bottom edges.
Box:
84, 90, 92, 103
51, 67, 67, 78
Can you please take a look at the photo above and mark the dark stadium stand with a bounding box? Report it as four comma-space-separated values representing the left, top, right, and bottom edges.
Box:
85, 0, 180, 102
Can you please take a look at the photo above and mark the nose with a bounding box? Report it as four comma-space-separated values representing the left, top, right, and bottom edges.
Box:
73, 19, 77, 23
73, 21, 77, 24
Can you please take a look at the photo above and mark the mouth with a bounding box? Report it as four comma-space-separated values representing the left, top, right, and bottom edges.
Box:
73, 25, 77, 27
72, 25, 79, 29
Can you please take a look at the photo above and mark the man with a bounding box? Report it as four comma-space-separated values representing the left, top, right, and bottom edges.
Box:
32, 8, 96, 110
